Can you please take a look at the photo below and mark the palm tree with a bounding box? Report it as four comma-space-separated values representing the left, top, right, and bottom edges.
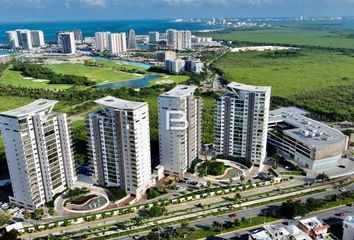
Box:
240, 175, 245, 183
234, 193, 242, 203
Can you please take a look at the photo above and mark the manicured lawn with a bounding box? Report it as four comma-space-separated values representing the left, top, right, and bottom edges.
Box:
0, 69, 72, 89
47, 63, 138, 85
213, 49, 354, 97
88, 59, 147, 71
201, 28, 354, 49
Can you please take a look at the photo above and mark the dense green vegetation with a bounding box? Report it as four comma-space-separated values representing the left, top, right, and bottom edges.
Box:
198, 161, 226, 177
146, 187, 168, 199
213, 49, 354, 121
106, 187, 127, 201
0, 210, 10, 226
201, 27, 354, 49
64, 187, 90, 199
280, 191, 354, 218
144, 206, 167, 218
12, 61, 95, 86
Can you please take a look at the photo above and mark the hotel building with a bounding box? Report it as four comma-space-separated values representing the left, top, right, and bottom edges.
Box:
0, 100, 76, 210
214, 82, 271, 166
268, 107, 348, 171
158, 85, 203, 177
87, 96, 152, 199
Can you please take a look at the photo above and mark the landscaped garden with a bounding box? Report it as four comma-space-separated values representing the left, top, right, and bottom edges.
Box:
61, 187, 109, 212
197, 160, 244, 181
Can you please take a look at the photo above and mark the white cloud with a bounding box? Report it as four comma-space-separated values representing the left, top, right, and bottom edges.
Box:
81, 0, 106, 7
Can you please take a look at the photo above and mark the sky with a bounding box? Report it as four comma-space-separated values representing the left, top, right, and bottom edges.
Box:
1, 0, 354, 23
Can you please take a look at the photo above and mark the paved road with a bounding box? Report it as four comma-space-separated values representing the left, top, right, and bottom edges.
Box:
113, 184, 354, 240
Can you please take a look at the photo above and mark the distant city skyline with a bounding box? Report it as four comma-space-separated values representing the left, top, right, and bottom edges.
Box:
1, 0, 354, 23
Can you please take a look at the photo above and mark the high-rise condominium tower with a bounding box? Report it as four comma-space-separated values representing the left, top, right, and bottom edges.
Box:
149, 31, 160, 44
158, 85, 203, 178
19, 30, 33, 50
166, 29, 192, 50
95, 32, 110, 51
214, 82, 271, 166
166, 29, 177, 49
87, 96, 152, 199
31, 30, 45, 47
6, 31, 19, 49
127, 29, 138, 50
0, 100, 76, 210
72, 29, 83, 42
60, 32, 76, 54
108, 33, 127, 56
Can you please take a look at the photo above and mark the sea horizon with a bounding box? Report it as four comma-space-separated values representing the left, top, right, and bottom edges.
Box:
0, 19, 222, 44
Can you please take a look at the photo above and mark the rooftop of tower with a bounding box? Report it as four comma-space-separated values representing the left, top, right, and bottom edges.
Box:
160, 85, 198, 98
227, 82, 271, 93
95, 96, 146, 110
0, 99, 58, 118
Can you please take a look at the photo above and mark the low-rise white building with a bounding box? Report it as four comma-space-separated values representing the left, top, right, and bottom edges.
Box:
298, 217, 330, 239
268, 107, 348, 171
164, 58, 186, 73
249, 225, 291, 240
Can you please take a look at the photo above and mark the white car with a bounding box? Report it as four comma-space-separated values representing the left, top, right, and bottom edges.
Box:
339, 188, 346, 192
293, 216, 301, 220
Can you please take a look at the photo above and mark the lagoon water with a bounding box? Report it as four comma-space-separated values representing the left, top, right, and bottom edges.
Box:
96, 75, 160, 89
0, 49, 11, 55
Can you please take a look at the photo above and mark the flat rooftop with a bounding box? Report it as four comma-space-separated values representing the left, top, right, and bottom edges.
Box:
286, 225, 312, 240
250, 225, 290, 240
95, 96, 146, 110
227, 82, 271, 93
269, 107, 345, 148
299, 217, 327, 230
160, 85, 198, 98
0, 99, 58, 118
250, 229, 272, 240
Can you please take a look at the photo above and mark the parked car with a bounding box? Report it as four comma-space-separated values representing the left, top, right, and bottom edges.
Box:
229, 213, 237, 218
347, 203, 354, 207
133, 234, 143, 239
293, 216, 301, 220
339, 188, 346, 192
